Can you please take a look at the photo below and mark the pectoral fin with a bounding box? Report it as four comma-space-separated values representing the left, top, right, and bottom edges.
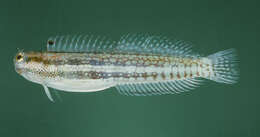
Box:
42, 85, 54, 102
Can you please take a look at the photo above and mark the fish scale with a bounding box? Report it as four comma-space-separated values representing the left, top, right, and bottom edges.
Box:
45, 53, 201, 81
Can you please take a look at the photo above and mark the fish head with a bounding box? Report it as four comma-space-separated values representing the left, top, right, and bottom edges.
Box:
14, 51, 47, 84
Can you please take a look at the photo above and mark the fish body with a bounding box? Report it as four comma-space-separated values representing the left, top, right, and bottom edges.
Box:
14, 34, 239, 101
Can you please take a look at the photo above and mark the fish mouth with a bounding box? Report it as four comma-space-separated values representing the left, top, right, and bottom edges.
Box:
15, 68, 23, 74
14, 65, 23, 74
14, 61, 24, 75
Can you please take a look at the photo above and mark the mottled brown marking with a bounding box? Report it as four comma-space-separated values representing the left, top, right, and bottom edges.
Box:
161, 72, 166, 80
27, 56, 42, 63
158, 58, 166, 63
196, 72, 200, 76
142, 72, 148, 80
27, 56, 50, 65
184, 71, 187, 78
212, 64, 215, 71
177, 73, 181, 79
88, 71, 100, 79
170, 73, 174, 79
152, 73, 158, 80
133, 72, 139, 80
190, 73, 193, 77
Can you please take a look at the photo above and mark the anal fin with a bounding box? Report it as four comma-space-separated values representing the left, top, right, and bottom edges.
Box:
116, 78, 203, 96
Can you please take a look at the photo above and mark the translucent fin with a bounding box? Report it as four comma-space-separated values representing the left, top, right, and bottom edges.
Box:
42, 85, 54, 102
46, 34, 200, 57
116, 33, 199, 57
208, 49, 239, 84
115, 78, 203, 96
47, 35, 117, 53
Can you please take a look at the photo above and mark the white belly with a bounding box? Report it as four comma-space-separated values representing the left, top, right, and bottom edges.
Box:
47, 79, 116, 92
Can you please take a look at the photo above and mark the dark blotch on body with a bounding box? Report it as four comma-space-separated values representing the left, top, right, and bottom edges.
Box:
48, 40, 54, 45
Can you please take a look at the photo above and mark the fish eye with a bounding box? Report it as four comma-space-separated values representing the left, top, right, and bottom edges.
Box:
16, 54, 23, 62
48, 40, 54, 45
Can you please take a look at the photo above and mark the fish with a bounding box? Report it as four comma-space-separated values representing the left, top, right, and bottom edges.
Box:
14, 34, 239, 102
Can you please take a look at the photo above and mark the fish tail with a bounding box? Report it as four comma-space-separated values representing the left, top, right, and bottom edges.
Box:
208, 49, 239, 84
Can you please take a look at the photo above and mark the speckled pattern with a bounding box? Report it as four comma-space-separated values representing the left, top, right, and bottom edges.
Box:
23, 52, 213, 83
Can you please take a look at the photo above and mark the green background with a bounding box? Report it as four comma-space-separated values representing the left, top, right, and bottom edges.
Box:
0, 0, 259, 137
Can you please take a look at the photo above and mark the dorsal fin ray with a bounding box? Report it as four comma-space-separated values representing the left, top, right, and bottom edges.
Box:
116, 33, 199, 57
47, 35, 117, 53
46, 34, 200, 57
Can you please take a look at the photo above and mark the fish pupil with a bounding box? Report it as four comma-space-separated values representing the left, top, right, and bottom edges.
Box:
17, 55, 22, 60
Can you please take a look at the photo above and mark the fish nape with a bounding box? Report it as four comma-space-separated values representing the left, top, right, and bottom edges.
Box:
14, 33, 239, 102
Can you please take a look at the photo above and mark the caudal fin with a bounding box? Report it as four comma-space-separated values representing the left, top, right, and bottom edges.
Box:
208, 49, 239, 84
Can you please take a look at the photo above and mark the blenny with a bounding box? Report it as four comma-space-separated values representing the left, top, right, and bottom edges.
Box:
14, 34, 239, 102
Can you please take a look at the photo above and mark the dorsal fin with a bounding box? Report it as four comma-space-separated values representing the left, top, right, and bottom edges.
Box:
46, 34, 200, 57
116, 33, 199, 57
47, 35, 117, 53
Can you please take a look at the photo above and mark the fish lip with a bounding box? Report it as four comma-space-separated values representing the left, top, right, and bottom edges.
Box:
15, 67, 23, 74
14, 58, 24, 75
13, 57, 20, 74
14, 63, 23, 74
